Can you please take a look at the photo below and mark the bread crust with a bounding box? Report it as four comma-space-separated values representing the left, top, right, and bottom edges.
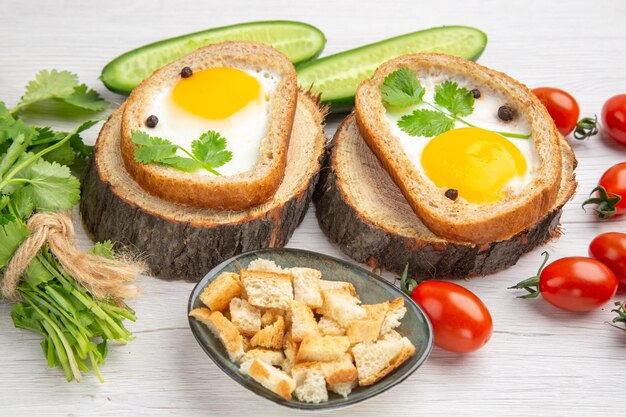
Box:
355, 53, 562, 244
120, 41, 298, 210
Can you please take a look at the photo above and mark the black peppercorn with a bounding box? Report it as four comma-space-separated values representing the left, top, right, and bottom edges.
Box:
181, 66, 193, 78
145, 115, 159, 128
445, 189, 458, 201
498, 105, 516, 121
470, 88, 481, 99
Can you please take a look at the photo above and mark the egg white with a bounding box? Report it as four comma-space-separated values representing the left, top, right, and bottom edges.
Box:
385, 74, 538, 197
142, 68, 281, 176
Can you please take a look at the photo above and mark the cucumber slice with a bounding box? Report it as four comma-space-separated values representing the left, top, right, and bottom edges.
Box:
297, 26, 487, 112
101, 20, 326, 95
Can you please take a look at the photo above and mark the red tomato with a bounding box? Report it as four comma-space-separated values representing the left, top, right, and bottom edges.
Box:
532, 87, 580, 136
589, 232, 626, 287
602, 94, 626, 145
539, 257, 618, 312
411, 281, 492, 353
593, 163, 626, 217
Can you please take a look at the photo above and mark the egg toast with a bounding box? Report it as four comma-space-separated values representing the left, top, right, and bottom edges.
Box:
355, 53, 562, 244
120, 41, 298, 210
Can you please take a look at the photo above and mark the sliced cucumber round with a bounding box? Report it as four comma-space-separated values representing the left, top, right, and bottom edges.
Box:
297, 26, 487, 112
101, 20, 326, 95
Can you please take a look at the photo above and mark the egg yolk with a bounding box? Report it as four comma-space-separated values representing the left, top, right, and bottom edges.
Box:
421, 127, 527, 203
172, 67, 260, 120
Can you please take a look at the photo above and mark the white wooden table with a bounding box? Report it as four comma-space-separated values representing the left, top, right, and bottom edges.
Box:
2, 0, 625, 415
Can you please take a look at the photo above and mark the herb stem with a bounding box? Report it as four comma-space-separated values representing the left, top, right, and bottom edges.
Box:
177, 146, 221, 176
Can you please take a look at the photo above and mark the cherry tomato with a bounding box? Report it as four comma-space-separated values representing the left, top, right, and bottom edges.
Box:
584, 163, 626, 218
589, 232, 626, 287
538, 257, 617, 312
602, 94, 626, 145
411, 281, 492, 353
532, 87, 580, 136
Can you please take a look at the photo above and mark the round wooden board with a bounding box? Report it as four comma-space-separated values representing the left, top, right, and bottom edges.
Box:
80, 93, 327, 281
313, 114, 576, 278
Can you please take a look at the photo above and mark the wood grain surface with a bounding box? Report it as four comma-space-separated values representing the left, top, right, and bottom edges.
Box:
1, 0, 625, 416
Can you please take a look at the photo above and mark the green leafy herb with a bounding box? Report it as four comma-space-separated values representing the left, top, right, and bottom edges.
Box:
398, 109, 455, 137
11, 69, 108, 116
434, 80, 474, 116
132, 130, 232, 175
381, 68, 425, 108
89, 240, 115, 259
381, 68, 531, 139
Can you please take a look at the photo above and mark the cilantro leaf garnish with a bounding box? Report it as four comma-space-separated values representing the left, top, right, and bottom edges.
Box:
132, 130, 231, 175
11, 70, 108, 115
381, 68, 425, 108
434, 81, 474, 116
398, 109, 455, 137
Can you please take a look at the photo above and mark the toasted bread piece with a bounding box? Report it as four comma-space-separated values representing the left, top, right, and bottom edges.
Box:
229, 298, 261, 337
329, 381, 357, 398
352, 334, 416, 386
292, 353, 358, 386
296, 335, 350, 362
380, 298, 406, 335
355, 53, 562, 244
261, 309, 284, 327
120, 42, 298, 210
198, 272, 242, 312
289, 301, 320, 342
240, 359, 296, 401
250, 315, 285, 349
291, 267, 323, 308
317, 289, 366, 328
241, 270, 293, 310
189, 308, 244, 362
242, 348, 285, 367
291, 368, 328, 404
281, 333, 299, 374
319, 280, 357, 297
247, 258, 284, 273
317, 316, 346, 336
347, 302, 389, 344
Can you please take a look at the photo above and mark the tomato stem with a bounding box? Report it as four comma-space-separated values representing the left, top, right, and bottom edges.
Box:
508, 251, 550, 298
398, 264, 418, 295
573, 115, 599, 140
609, 301, 626, 331
582, 185, 622, 219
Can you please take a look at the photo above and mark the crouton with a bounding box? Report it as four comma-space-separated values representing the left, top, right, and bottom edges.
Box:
296, 335, 350, 362
261, 309, 284, 327
319, 280, 357, 297
380, 298, 407, 335
329, 381, 357, 398
292, 353, 357, 386
250, 315, 285, 349
291, 368, 328, 404
290, 301, 320, 342
317, 289, 366, 328
317, 316, 346, 336
347, 302, 389, 344
240, 359, 295, 401
199, 272, 242, 312
282, 333, 299, 374
291, 267, 323, 308
229, 298, 261, 337
242, 348, 285, 367
247, 258, 284, 273
352, 334, 416, 386
241, 270, 293, 310
189, 308, 244, 362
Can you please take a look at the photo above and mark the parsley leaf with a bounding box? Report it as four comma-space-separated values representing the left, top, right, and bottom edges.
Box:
0, 219, 29, 269
398, 109, 456, 137
89, 240, 115, 259
434, 81, 474, 116
191, 131, 232, 168
13, 70, 108, 115
381, 68, 425, 108
160, 156, 202, 172
132, 131, 179, 163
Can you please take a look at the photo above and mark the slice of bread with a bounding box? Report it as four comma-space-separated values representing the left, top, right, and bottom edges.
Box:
229, 298, 261, 337
250, 315, 285, 349
291, 267, 323, 308
289, 301, 320, 342
291, 368, 328, 404
317, 316, 346, 336
242, 348, 285, 367
240, 359, 296, 401
189, 308, 245, 362
355, 53, 563, 244
380, 298, 406, 335
347, 302, 389, 344
120, 41, 298, 210
296, 335, 350, 362
240, 270, 293, 310
317, 289, 366, 328
198, 272, 242, 312
352, 334, 416, 386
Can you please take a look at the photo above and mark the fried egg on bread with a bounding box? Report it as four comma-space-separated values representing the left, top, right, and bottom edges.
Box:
120, 42, 298, 210
355, 53, 563, 244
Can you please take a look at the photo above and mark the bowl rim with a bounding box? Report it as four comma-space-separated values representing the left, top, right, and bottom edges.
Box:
187, 247, 434, 411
